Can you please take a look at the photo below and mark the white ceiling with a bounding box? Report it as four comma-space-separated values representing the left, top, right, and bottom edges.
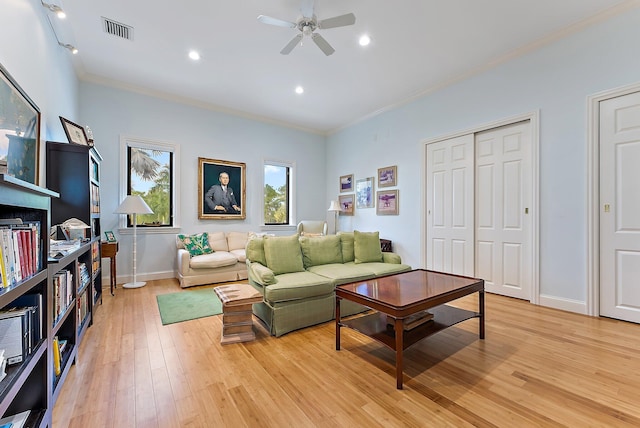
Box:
57, 0, 631, 134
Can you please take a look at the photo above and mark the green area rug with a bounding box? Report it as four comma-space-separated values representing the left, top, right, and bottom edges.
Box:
156, 288, 223, 325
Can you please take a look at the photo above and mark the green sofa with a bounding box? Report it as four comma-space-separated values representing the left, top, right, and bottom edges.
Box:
246, 231, 411, 336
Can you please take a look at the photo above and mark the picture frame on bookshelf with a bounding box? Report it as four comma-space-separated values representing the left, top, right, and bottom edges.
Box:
104, 231, 116, 242
198, 157, 246, 220
0, 62, 41, 185
60, 116, 90, 147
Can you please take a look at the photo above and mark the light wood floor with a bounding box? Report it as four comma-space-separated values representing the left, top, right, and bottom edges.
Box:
53, 278, 640, 427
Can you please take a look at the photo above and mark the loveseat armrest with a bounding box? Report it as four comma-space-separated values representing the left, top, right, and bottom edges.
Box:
177, 248, 191, 275
382, 252, 402, 264
247, 261, 276, 286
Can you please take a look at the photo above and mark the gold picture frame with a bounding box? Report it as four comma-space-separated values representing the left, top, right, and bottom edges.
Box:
338, 194, 354, 215
198, 157, 246, 219
340, 174, 353, 192
377, 165, 397, 187
376, 189, 398, 215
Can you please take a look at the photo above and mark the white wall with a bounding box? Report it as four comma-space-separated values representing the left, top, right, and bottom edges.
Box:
326, 8, 640, 310
78, 82, 326, 282
2, 1, 80, 183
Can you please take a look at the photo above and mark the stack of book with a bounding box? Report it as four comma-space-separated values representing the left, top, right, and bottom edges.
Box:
0, 219, 41, 288
387, 310, 434, 331
213, 284, 263, 344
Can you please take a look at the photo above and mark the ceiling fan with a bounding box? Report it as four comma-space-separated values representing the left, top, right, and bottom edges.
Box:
257, 0, 356, 56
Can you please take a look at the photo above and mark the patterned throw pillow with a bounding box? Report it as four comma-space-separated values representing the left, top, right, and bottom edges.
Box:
178, 233, 214, 256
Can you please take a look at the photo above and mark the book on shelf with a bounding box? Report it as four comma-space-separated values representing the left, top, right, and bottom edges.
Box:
52, 336, 61, 377
0, 220, 41, 287
387, 310, 434, 331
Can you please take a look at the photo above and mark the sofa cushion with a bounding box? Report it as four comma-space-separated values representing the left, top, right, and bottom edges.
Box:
229, 249, 246, 263
207, 231, 229, 252
356, 262, 412, 277
263, 235, 304, 275
246, 237, 267, 266
263, 271, 334, 303
227, 231, 248, 251
189, 251, 237, 269
307, 263, 376, 285
178, 233, 214, 256
354, 230, 383, 264
338, 232, 355, 263
299, 235, 343, 268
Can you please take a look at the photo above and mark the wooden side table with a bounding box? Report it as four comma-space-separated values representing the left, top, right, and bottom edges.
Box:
101, 241, 119, 295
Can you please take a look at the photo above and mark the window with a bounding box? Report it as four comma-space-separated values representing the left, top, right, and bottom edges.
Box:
264, 160, 294, 225
120, 137, 180, 230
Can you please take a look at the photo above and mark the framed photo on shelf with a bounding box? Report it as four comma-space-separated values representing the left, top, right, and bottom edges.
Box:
339, 174, 353, 192
356, 177, 375, 209
376, 189, 399, 215
60, 116, 90, 146
104, 231, 117, 242
338, 194, 355, 215
198, 157, 246, 220
1, 63, 41, 185
377, 165, 397, 187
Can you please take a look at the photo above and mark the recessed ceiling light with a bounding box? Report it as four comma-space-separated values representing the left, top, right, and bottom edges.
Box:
359, 35, 371, 46
295, 86, 304, 94
188, 50, 200, 61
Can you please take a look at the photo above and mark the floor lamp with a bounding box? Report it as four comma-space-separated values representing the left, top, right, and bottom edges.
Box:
115, 195, 153, 288
327, 200, 342, 234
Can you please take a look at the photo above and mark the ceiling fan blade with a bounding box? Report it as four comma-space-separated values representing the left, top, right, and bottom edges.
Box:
311, 33, 335, 56
257, 15, 297, 28
299, 0, 315, 18
318, 13, 356, 29
280, 34, 303, 55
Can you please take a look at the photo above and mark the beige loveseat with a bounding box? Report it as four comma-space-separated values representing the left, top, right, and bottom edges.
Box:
175, 231, 249, 288
246, 231, 411, 336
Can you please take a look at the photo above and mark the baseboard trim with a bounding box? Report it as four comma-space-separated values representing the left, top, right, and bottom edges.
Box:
539, 294, 588, 315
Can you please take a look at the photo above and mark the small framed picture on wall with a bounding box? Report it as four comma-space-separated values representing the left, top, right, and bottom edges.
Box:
340, 174, 354, 192
377, 165, 397, 187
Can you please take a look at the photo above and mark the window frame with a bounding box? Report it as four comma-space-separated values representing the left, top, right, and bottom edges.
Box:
119, 136, 180, 234
262, 159, 296, 229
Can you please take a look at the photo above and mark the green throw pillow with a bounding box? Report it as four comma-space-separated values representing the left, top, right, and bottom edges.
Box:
246, 237, 267, 266
354, 230, 383, 264
263, 234, 304, 275
178, 233, 214, 257
299, 235, 343, 268
338, 232, 355, 263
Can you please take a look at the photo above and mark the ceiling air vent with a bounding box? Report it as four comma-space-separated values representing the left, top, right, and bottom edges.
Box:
101, 17, 134, 41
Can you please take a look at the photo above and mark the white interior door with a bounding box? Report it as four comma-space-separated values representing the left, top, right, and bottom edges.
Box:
425, 135, 474, 276
475, 122, 532, 299
599, 92, 640, 323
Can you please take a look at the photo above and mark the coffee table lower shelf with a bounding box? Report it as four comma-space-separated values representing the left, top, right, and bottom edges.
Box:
339, 305, 480, 351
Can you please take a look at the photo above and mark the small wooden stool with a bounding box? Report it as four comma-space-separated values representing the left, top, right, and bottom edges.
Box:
213, 283, 263, 344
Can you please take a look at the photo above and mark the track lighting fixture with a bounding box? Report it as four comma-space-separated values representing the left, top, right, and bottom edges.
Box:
41, 1, 66, 19
59, 42, 78, 54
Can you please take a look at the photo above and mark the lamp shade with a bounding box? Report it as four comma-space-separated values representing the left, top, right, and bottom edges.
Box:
115, 195, 153, 215
328, 200, 342, 212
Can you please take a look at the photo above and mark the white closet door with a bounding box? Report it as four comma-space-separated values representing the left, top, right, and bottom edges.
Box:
600, 92, 640, 323
475, 121, 532, 299
425, 135, 474, 276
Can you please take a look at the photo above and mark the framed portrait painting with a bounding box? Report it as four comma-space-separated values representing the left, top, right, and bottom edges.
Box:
338, 194, 354, 216
1, 63, 41, 185
377, 165, 397, 187
356, 177, 375, 209
198, 157, 246, 219
376, 189, 399, 215
339, 174, 353, 192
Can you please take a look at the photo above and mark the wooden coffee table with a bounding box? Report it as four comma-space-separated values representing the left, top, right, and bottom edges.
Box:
335, 269, 484, 389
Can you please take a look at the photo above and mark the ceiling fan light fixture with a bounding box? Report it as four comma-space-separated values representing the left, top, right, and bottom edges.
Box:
42, 1, 66, 19
295, 86, 304, 94
359, 34, 371, 46
188, 50, 201, 61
